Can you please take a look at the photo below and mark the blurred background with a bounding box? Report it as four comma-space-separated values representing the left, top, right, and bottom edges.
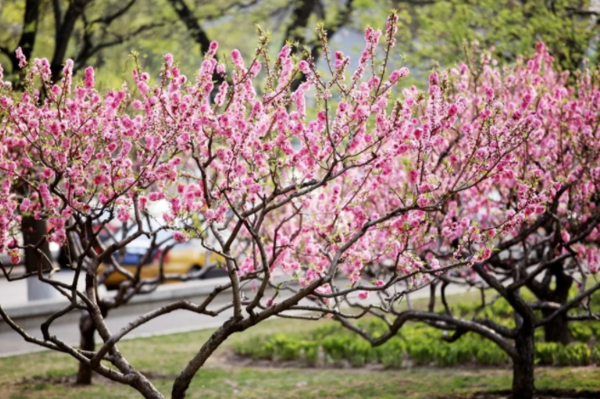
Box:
1, 0, 599, 91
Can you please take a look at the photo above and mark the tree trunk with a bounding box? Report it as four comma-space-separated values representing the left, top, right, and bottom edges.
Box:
50, 0, 91, 79
22, 216, 50, 272
512, 328, 535, 399
76, 311, 96, 385
543, 269, 573, 344
21, 216, 56, 301
542, 310, 570, 345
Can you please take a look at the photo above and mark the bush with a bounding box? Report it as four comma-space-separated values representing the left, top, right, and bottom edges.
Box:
300, 340, 319, 365
474, 343, 508, 366
569, 323, 594, 342
593, 343, 600, 365
347, 338, 375, 367
555, 343, 591, 366
233, 306, 599, 369
271, 334, 302, 361
407, 340, 436, 366
322, 335, 351, 364
590, 323, 600, 339
435, 344, 468, 366
378, 339, 404, 368
535, 342, 560, 365
233, 335, 274, 360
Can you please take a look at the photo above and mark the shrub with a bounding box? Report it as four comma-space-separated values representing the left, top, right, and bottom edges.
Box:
407, 340, 436, 366
322, 335, 351, 364
474, 344, 508, 366
347, 338, 375, 367
378, 339, 404, 368
555, 343, 591, 366
593, 343, 600, 365
590, 323, 600, 339
233, 310, 598, 370
233, 335, 274, 360
300, 340, 320, 365
435, 343, 472, 366
271, 334, 302, 361
569, 323, 594, 342
535, 342, 560, 366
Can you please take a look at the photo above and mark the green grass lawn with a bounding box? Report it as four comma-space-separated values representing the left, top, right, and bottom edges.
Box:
1, 316, 600, 399
2, 288, 599, 399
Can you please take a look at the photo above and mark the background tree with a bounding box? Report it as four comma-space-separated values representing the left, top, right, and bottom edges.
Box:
351, 0, 600, 82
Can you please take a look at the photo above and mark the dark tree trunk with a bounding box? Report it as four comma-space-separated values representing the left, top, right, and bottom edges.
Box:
166, 0, 224, 91
76, 304, 110, 385
5, 0, 41, 88
284, 0, 317, 53
50, 0, 91, 79
286, 0, 354, 91
22, 215, 57, 301
541, 310, 570, 344
21, 216, 51, 274
512, 327, 535, 399
13, 0, 41, 72
76, 312, 96, 385
543, 268, 573, 344
530, 262, 573, 344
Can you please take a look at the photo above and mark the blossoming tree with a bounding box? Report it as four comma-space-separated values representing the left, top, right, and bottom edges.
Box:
0, 13, 594, 399
320, 43, 600, 399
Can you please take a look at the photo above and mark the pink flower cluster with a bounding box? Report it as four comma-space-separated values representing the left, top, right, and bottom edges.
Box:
0, 18, 598, 295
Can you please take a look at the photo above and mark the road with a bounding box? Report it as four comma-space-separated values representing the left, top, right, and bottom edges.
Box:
0, 272, 467, 358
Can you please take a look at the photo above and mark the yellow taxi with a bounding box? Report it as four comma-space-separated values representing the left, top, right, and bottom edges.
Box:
97, 227, 225, 290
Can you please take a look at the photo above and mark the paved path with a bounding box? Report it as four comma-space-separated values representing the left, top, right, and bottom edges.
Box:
0, 275, 468, 357
0, 269, 107, 306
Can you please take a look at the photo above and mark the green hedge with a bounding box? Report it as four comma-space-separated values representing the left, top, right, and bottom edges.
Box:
234, 289, 600, 368
233, 320, 512, 368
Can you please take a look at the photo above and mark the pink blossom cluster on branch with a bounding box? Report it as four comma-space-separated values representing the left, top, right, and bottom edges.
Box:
0, 22, 592, 292
439, 42, 600, 283
0, 12, 599, 399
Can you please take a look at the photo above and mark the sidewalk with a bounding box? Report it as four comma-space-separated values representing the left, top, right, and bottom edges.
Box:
0, 275, 236, 357
0, 269, 106, 306
0, 278, 468, 357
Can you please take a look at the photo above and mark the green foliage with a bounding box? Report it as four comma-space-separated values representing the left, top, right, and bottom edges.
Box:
569, 323, 594, 342
2, 0, 597, 96
536, 342, 560, 366
270, 334, 302, 361
434, 341, 475, 366
346, 338, 375, 367
234, 317, 512, 368
593, 343, 600, 364
0, 0, 290, 88
359, 0, 597, 78
322, 334, 351, 363
299, 340, 319, 365
406, 339, 436, 366
555, 343, 592, 366
474, 344, 509, 366
378, 338, 404, 369
234, 286, 600, 369
232, 335, 274, 360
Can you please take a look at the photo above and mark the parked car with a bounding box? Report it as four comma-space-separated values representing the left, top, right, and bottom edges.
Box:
97, 223, 224, 290
54, 210, 123, 269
